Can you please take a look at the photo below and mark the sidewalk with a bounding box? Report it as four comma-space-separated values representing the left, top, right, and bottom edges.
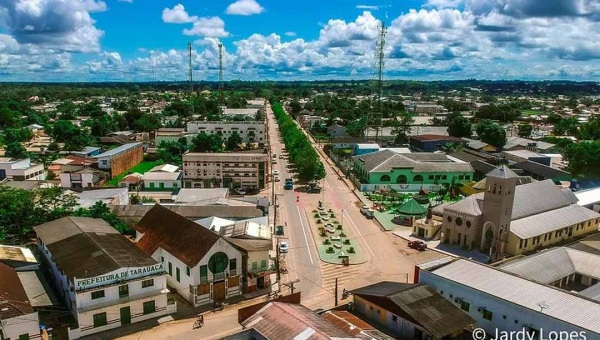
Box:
391, 230, 489, 263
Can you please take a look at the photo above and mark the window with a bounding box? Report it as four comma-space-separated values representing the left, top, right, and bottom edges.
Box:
503, 315, 507, 320
413, 175, 423, 182
91, 290, 105, 300
200, 265, 208, 278
442, 175, 447, 180
19, 334, 30, 340
186, 266, 191, 276
230, 259, 237, 273
396, 175, 407, 184
143, 300, 156, 315
447, 216, 452, 223
524, 239, 528, 247
252, 262, 258, 270
519, 239, 523, 249
461, 300, 470, 312
93, 312, 108, 327
429, 175, 434, 180
101, 160, 108, 166
118, 285, 129, 298
466, 221, 471, 228
392, 315, 398, 322
161, 256, 164, 262
459, 175, 464, 180
142, 279, 154, 288
456, 217, 463, 226
440, 290, 444, 295
483, 310, 493, 321
380, 175, 391, 182
465, 175, 470, 180
176, 268, 181, 282
168, 262, 173, 276
261, 259, 267, 268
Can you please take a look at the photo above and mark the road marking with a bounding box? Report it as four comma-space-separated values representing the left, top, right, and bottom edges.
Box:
296, 205, 314, 264
343, 210, 376, 259
324, 179, 332, 189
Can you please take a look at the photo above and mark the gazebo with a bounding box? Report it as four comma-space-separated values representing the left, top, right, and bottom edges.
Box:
393, 198, 428, 227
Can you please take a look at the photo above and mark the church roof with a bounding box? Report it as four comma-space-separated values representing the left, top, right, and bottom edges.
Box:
486, 165, 518, 178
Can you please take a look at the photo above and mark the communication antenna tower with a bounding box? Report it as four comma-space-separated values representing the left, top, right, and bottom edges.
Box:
366, 21, 387, 143
188, 42, 193, 93
218, 42, 225, 105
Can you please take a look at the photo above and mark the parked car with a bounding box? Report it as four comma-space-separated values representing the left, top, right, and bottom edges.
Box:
232, 188, 247, 195
276, 225, 284, 235
408, 240, 427, 251
274, 175, 281, 182
364, 210, 374, 219
273, 170, 280, 176
279, 241, 289, 253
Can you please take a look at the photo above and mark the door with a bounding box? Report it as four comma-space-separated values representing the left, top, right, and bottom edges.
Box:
257, 276, 265, 289
213, 281, 226, 300
120, 306, 131, 325
418, 228, 425, 237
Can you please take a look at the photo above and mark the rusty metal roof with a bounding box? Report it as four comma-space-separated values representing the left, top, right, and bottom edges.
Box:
0, 262, 34, 319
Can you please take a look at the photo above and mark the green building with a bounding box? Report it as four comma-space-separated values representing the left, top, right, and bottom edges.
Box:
352, 150, 474, 192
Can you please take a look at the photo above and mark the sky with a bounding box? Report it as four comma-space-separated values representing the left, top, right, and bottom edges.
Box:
1, 0, 600, 82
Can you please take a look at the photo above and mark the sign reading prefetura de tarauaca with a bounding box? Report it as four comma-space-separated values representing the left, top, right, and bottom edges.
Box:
74, 263, 165, 291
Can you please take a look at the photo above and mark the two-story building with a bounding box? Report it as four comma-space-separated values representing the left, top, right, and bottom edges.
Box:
134, 205, 246, 306
186, 121, 266, 144
182, 152, 268, 190
94, 142, 143, 178
34, 217, 174, 340
0, 158, 45, 181
0, 263, 41, 340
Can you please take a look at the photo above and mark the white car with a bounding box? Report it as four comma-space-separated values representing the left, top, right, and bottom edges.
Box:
274, 175, 281, 182
273, 170, 280, 176
233, 188, 247, 195
279, 241, 289, 253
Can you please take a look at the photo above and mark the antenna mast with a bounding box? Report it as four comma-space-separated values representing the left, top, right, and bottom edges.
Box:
218, 42, 224, 105
188, 42, 193, 93
366, 21, 387, 143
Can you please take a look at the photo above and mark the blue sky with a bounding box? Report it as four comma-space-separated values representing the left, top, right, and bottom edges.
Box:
1, 0, 600, 81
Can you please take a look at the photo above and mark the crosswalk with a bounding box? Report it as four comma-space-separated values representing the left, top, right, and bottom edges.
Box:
302, 262, 365, 308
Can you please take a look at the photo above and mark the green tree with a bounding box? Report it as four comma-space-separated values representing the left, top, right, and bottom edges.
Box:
0, 188, 37, 239
3, 128, 33, 143
476, 120, 507, 149
56, 101, 77, 120
191, 133, 223, 152
565, 141, 600, 177
553, 117, 579, 136
72, 201, 132, 234
346, 118, 366, 137
124, 107, 144, 129
226, 132, 243, 151
79, 101, 105, 118
156, 139, 188, 166
518, 124, 533, 138
448, 115, 472, 138
4, 142, 28, 159
35, 187, 79, 221
90, 115, 118, 137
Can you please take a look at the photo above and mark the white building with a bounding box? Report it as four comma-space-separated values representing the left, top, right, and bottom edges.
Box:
34, 217, 175, 340
0, 157, 45, 181
186, 121, 266, 144
0, 262, 41, 340
182, 152, 268, 190
76, 187, 129, 208
142, 165, 182, 191
60, 169, 107, 189
418, 258, 600, 339
246, 99, 266, 110
222, 108, 259, 119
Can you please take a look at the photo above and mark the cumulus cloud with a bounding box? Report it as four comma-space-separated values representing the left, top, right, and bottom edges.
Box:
225, 0, 265, 16
183, 17, 229, 38
162, 4, 198, 24
424, 0, 463, 8
285, 31, 297, 37
0, 0, 106, 53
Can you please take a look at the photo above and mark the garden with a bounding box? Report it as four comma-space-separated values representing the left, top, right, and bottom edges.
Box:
312, 204, 366, 265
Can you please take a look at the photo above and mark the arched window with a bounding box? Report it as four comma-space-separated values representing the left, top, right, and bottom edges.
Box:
208, 252, 229, 274
381, 175, 391, 182
413, 175, 423, 182
396, 175, 407, 184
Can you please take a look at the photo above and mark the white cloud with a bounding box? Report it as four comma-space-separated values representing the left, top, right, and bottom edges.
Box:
285, 31, 297, 37
162, 4, 198, 24
183, 17, 229, 38
424, 0, 464, 8
119, 0, 133, 3
225, 0, 265, 16
356, 5, 379, 10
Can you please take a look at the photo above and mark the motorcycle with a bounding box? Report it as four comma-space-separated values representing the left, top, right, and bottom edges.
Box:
213, 300, 228, 312
193, 314, 204, 329
342, 289, 350, 300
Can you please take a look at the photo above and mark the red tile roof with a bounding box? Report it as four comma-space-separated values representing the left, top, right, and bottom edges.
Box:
65, 154, 97, 166
322, 311, 374, 336
135, 204, 222, 268
0, 262, 34, 319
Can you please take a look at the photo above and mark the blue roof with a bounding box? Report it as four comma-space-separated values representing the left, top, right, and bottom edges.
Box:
94, 142, 142, 158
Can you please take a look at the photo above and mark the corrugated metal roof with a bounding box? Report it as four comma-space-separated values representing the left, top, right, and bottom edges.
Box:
0, 262, 34, 319
505, 137, 555, 151
511, 179, 577, 220
510, 204, 600, 239
94, 142, 142, 158
112, 204, 263, 220
354, 150, 473, 174
515, 160, 571, 179
575, 188, 600, 206
431, 259, 600, 334
500, 248, 577, 284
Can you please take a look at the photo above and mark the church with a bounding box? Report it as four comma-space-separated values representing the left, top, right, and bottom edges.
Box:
439, 166, 600, 259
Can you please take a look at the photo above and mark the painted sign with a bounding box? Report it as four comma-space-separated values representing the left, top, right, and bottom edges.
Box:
74, 263, 164, 291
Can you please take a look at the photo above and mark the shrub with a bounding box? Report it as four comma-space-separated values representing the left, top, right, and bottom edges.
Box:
348, 247, 355, 253
340, 232, 347, 237
316, 219, 322, 224
324, 239, 331, 245
337, 224, 343, 230
326, 247, 335, 254
330, 213, 335, 218
344, 239, 351, 245
314, 213, 319, 218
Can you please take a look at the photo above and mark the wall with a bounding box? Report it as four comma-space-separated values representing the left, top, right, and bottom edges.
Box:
108, 145, 144, 177
60, 173, 94, 189
353, 295, 425, 340
144, 179, 181, 190
1, 312, 41, 340
237, 292, 301, 323
418, 270, 592, 338
38, 238, 78, 315
75, 275, 167, 310
366, 169, 473, 186
440, 213, 480, 250
186, 122, 266, 143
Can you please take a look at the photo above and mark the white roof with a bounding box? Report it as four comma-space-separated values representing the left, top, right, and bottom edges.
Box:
149, 164, 179, 173
355, 143, 380, 149
51, 158, 74, 165
194, 216, 234, 232
175, 188, 229, 203
142, 171, 181, 181
380, 147, 411, 154
575, 188, 600, 206
430, 259, 600, 334
510, 204, 600, 239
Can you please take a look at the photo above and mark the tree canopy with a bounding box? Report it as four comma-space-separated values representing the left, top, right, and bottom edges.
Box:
447, 114, 472, 138
476, 120, 507, 149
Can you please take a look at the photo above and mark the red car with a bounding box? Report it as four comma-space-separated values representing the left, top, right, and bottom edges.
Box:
408, 240, 427, 251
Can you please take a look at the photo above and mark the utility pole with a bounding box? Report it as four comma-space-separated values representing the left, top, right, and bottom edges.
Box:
282, 279, 300, 294
187, 42, 193, 93
334, 278, 338, 306
274, 192, 280, 283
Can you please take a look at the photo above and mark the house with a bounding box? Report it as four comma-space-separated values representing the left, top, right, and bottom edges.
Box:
71, 146, 101, 158
142, 170, 182, 191
0, 263, 41, 340
352, 150, 474, 192
0, 158, 46, 181
297, 114, 321, 128
134, 205, 246, 306
351, 282, 474, 340
0, 245, 39, 271
439, 166, 600, 257
418, 258, 600, 339
113, 205, 264, 226
504, 137, 555, 152
329, 137, 369, 149
409, 134, 465, 152
100, 131, 139, 145
34, 217, 174, 340
182, 152, 268, 190
353, 143, 381, 156
50, 155, 97, 175
327, 124, 347, 137
461, 138, 497, 152
225, 238, 273, 293
60, 168, 109, 189
575, 187, 600, 213
94, 142, 143, 177
154, 128, 188, 146
512, 160, 571, 182
76, 187, 129, 208
502, 149, 552, 166
186, 121, 266, 144
448, 149, 498, 181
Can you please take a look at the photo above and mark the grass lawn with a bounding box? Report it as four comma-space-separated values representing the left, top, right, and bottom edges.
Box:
106, 161, 160, 186
522, 110, 543, 116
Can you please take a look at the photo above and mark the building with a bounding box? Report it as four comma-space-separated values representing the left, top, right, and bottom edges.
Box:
353, 143, 381, 156
76, 187, 130, 208
60, 168, 108, 189
34, 217, 174, 340
439, 166, 600, 257
418, 258, 600, 339
142, 165, 182, 191
154, 128, 188, 146
50, 155, 98, 175
222, 108, 259, 119
94, 142, 143, 177
113, 205, 264, 226
183, 152, 268, 190
186, 121, 266, 144
329, 137, 369, 149
409, 135, 465, 152
461, 138, 497, 152
575, 187, 600, 213
246, 99, 266, 110
71, 147, 101, 158
0, 158, 45, 181
327, 124, 347, 137
352, 149, 474, 192
502, 149, 552, 166
512, 160, 571, 182
225, 238, 273, 293
0, 262, 41, 340
99, 131, 139, 145
351, 282, 474, 340
504, 137, 556, 152
134, 205, 246, 306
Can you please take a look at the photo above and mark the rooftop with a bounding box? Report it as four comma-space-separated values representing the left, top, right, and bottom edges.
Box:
505, 136, 555, 150
575, 188, 600, 206
514, 160, 571, 179
34, 217, 157, 281
354, 149, 473, 174
94, 142, 142, 158
113, 204, 264, 220
174, 188, 229, 203
0, 262, 34, 319
410, 134, 463, 142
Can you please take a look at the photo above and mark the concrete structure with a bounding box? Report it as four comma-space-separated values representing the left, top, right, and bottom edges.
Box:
418, 258, 600, 340
60, 169, 108, 189
94, 142, 143, 177
34, 217, 174, 340
183, 152, 268, 190
222, 108, 259, 119
134, 205, 245, 306
575, 187, 600, 213
246, 99, 266, 110
352, 150, 474, 192
327, 124, 347, 137
439, 166, 600, 257
353, 143, 381, 156
142, 166, 182, 191
76, 188, 130, 208
0, 158, 45, 181
351, 282, 474, 340
0, 262, 41, 340
186, 121, 266, 144
409, 134, 465, 152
